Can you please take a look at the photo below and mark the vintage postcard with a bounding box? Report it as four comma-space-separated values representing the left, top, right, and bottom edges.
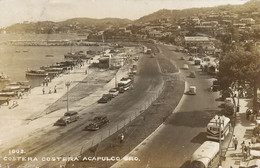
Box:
0, 0, 258, 167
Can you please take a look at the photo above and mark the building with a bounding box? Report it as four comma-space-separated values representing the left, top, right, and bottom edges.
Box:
252, 24, 260, 31
240, 18, 255, 25
184, 36, 212, 48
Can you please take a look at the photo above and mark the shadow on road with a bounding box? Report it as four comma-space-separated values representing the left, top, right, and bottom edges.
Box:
164, 110, 218, 127
190, 132, 207, 144
180, 160, 192, 168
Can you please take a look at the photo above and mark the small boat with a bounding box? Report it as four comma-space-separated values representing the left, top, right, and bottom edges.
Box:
25, 70, 48, 77
64, 51, 87, 59
0, 91, 16, 97
45, 55, 54, 57
5, 81, 31, 91
23, 50, 29, 52
15, 51, 21, 53
0, 73, 11, 81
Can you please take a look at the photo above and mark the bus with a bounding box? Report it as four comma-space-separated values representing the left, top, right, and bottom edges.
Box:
206, 115, 230, 141
191, 141, 219, 168
118, 79, 132, 93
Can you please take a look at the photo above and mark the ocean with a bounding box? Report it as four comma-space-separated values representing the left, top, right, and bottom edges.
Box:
0, 34, 100, 88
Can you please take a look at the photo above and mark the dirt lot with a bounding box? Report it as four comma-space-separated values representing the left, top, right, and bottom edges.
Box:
43, 68, 117, 114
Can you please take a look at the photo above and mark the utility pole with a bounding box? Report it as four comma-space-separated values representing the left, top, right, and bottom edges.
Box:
218, 116, 224, 165
65, 81, 71, 112
115, 74, 117, 88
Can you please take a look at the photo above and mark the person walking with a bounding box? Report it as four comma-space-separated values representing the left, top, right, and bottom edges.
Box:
232, 135, 236, 148
241, 141, 245, 153
120, 133, 124, 143
49, 87, 52, 94
54, 85, 57, 93
42, 88, 45, 95
6, 97, 10, 106
248, 142, 252, 157
234, 137, 238, 150
244, 145, 248, 160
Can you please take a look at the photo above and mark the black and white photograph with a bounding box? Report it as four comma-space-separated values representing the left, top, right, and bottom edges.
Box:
0, 0, 260, 167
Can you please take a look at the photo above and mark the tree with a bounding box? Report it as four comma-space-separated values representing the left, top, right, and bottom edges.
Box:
218, 45, 260, 113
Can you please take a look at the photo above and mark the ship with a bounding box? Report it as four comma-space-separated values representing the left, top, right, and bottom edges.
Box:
25, 70, 48, 77
64, 51, 88, 59
5, 81, 31, 92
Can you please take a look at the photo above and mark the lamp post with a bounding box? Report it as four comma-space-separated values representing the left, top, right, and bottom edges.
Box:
217, 116, 224, 165
65, 81, 71, 112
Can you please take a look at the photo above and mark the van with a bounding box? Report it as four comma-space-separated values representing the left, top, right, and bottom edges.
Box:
188, 86, 196, 95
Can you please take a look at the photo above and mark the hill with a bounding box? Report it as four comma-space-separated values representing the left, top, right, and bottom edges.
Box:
4, 18, 132, 34
135, 0, 260, 23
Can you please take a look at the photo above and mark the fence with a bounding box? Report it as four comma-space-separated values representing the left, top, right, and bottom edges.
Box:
78, 81, 165, 156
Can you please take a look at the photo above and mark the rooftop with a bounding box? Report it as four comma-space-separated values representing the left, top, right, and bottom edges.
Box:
184, 36, 209, 42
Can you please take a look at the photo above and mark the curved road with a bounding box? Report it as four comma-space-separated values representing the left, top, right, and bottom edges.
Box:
0, 48, 164, 167
113, 44, 223, 168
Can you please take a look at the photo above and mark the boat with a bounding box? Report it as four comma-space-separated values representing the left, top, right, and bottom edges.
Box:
40, 67, 63, 75
0, 91, 16, 97
23, 50, 29, 52
45, 55, 54, 57
0, 73, 11, 81
25, 70, 48, 77
5, 81, 31, 92
64, 51, 87, 59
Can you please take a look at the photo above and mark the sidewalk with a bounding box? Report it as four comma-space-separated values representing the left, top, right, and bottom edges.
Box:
0, 63, 89, 145
222, 98, 256, 168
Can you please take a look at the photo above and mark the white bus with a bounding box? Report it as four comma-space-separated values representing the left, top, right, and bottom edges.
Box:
206, 115, 230, 141
191, 141, 219, 168
118, 79, 132, 93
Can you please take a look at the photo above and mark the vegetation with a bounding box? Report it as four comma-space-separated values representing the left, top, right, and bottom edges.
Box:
218, 44, 260, 113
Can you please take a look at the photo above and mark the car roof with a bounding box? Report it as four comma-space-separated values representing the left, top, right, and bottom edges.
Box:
64, 111, 78, 115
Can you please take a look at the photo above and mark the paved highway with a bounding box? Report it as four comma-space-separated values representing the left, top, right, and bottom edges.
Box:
113, 44, 223, 168
0, 48, 164, 167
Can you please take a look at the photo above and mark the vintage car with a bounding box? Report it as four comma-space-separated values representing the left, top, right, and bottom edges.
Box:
55, 111, 79, 126
85, 116, 110, 131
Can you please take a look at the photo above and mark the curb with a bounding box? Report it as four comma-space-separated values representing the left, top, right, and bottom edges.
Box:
111, 80, 187, 168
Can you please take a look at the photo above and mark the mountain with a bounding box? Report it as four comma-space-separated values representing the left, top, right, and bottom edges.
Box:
4, 18, 132, 34
135, 0, 260, 23
3, 0, 260, 34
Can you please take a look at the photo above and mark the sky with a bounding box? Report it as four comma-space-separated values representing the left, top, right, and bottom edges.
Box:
0, 0, 250, 28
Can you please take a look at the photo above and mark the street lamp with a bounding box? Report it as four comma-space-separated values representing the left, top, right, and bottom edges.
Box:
217, 116, 224, 165
65, 80, 71, 112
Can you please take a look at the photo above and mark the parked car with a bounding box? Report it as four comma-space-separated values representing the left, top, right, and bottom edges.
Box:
98, 94, 113, 103
188, 86, 196, 95
183, 64, 189, 70
109, 88, 119, 97
55, 111, 79, 126
85, 116, 110, 131
190, 71, 196, 78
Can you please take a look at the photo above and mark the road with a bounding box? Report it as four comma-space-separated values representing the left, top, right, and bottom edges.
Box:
0, 49, 164, 168
113, 44, 226, 168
